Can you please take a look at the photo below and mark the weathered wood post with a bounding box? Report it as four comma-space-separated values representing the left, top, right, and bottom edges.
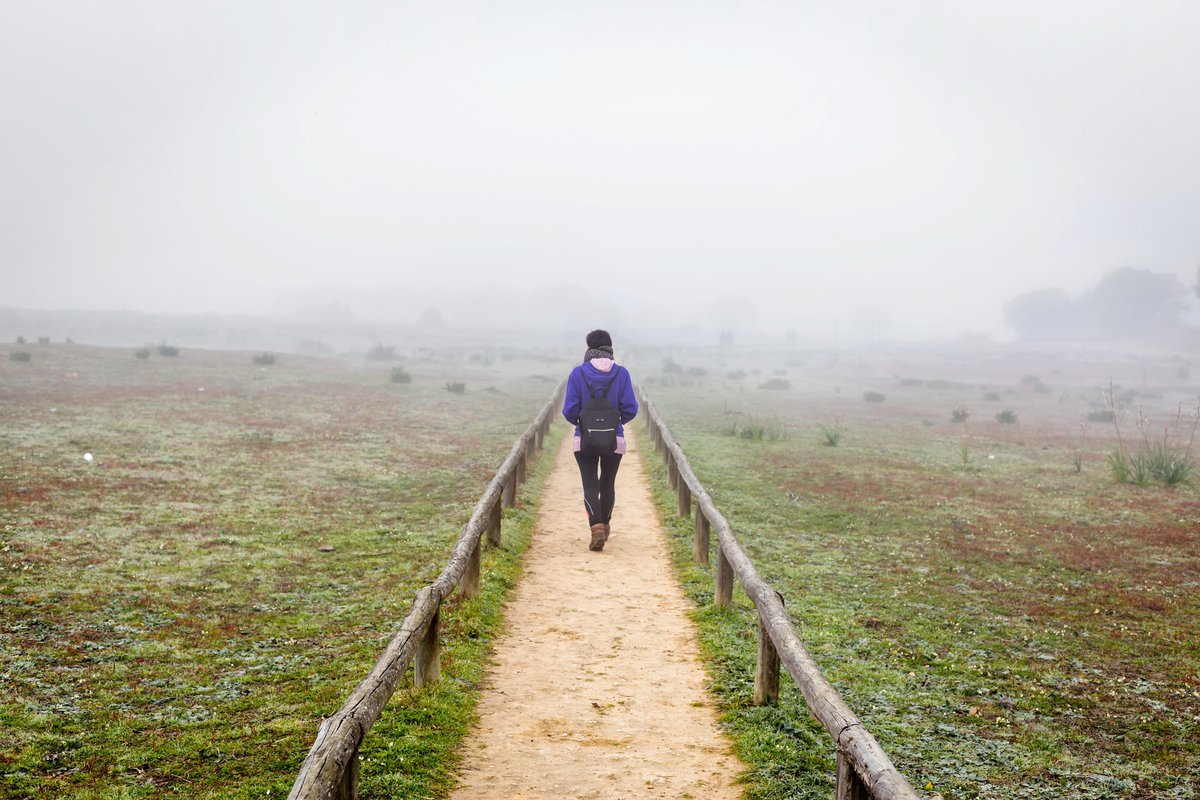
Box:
693, 511, 710, 564
677, 478, 691, 517
753, 608, 780, 705
486, 498, 502, 547
524, 433, 536, 465
338, 744, 359, 800
414, 607, 441, 687
515, 451, 526, 486
667, 453, 678, 489
715, 544, 734, 609
837, 753, 870, 800
461, 534, 481, 599
502, 475, 516, 509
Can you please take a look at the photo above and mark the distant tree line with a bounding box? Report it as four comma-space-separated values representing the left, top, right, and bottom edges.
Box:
1003, 267, 1193, 340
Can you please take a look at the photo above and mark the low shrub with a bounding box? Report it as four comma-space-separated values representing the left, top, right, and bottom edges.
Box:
157, 344, 180, 357
1087, 409, 1115, 423
252, 353, 277, 365
863, 391, 886, 403
390, 367, 412, 384
37, 336, 50, 345
686, 367, 707, 377
726, 370, 747, 380
982, 391, 1001, 402
995, 410, 1019, 424
134, 348, 151, 360
951, 405, 970, 423
445, 381, 466, 394
662, 359, 685, 375
367, 343, 397, 361
759, 378, 790, 390
10, 351, 32, 362
15, 335, 26, 344
900, 378, 924, 387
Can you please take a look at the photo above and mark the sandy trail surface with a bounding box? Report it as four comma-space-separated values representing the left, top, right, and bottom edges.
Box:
446, 427, 745, 800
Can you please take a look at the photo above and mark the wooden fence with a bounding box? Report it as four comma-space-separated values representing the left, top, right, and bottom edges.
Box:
287, 381, 564, 800
640, 389, 922, 800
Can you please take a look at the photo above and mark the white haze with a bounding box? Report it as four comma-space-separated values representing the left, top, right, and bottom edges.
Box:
2, 1, 1199, 341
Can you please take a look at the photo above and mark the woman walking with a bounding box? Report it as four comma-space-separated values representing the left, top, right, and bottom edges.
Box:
561, 329, 638, 552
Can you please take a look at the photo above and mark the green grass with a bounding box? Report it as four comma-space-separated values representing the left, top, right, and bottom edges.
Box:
0, 342, 565, 798
636, 345, 1200, 799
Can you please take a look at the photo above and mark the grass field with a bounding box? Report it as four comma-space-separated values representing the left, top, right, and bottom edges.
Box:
0, 342, 565, 799
635, 342, 1199, 800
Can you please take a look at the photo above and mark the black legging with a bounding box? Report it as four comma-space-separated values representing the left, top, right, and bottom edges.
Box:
574, 451, 623, 526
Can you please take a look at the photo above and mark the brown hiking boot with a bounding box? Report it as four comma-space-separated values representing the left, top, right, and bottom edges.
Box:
603, 523, 611, 541
589, 523, 607, 551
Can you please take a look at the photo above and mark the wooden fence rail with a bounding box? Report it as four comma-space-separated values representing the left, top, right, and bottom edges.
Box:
639, 389, 921, 800
287, 381, 565, 800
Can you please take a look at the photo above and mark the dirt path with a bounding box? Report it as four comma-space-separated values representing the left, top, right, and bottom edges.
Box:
446, 427, 745, 800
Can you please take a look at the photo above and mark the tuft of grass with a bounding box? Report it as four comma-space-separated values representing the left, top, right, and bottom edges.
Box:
951, 404, 970, 423
995, 409, 1018, 424
390, 366, 412, 384
445, 381, 466, 394
818, 425, 844, 447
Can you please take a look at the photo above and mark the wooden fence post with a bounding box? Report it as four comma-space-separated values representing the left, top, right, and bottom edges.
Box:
502, 476, 516, 509
414, 607, 441, 687
460, 535, 481, 599
715, 544, 734, 609
525, 434, 536, 464
677, 479, 691, 518
693, 511, 710, 564
337, 743, 359, 800
837, 752, 870, 800
667, 454, 678, 489
515, 452, 526, 486
487, 498, 502, 547
753, 609, 780, 705
535, 424, 544, 450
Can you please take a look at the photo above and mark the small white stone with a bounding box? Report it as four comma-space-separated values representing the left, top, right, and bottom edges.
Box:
83, 453, 93, 462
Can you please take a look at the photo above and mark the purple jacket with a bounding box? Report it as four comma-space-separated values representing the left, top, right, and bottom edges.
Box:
562, 360, 638, 437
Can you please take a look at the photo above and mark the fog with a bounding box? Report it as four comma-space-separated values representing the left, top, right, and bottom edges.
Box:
3, 1, 1199, 342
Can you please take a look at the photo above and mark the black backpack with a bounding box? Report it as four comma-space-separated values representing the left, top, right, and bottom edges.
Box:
578, 371, 620, 455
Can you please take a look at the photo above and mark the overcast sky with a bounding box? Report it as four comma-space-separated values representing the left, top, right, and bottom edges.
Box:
3, 1, 1198, 339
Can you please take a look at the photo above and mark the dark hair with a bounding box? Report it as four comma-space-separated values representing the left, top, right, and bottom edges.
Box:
586, 329, 612, 349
